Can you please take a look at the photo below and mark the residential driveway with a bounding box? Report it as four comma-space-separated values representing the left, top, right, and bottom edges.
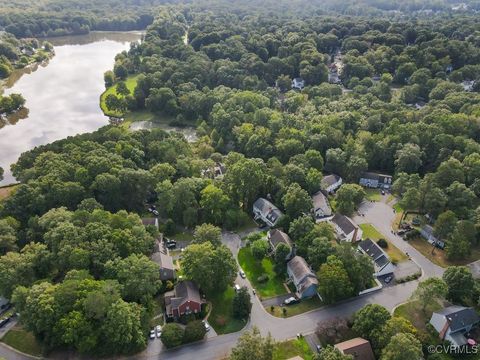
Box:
261, 293, 294, 307
394, 260, 421, 280
468, 260, 480, 279
304, 333, 320, 354
354, 201, 444, 279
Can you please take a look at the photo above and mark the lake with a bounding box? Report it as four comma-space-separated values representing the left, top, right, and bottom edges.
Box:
0, 31, 143, 185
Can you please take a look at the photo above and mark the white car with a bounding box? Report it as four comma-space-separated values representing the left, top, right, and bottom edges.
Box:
234, 284, 241, 292
155, 325, 162, 338
239, 270, 246, 279
149, 330, 156, 339
202, 320, 210, 331
284, 296, 299, 305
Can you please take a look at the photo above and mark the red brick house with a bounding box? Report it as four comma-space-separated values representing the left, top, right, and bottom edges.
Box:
165, 281, 205, 319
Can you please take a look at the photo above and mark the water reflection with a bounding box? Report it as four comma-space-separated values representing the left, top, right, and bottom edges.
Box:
0, 31, 142, 185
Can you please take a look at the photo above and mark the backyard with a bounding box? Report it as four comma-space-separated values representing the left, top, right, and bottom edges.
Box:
359, 223, 408, 263
238, 247, 287, 299
208, 287, 246, 334
273, 338, 315, 360
1, 324, 43, 357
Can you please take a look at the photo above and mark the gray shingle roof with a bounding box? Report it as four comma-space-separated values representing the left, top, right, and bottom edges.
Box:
322, 174, 341, 187
436, 306, 480, 332
268, 229, 292, 248
331, 214, 356, 235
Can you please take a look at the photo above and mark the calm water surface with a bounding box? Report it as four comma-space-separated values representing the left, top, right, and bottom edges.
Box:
0, 32, 143, 185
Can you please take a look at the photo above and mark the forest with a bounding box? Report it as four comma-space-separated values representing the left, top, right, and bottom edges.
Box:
0, 0, 480, 356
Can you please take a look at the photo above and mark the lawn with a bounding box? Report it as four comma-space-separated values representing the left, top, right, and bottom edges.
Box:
409, 237, 480, 268
1, 325, 43, 356
273, 338, 315, 360
208, 287, 246, 334
269, 296, 323, 318
100, 75, 140, 117
359, 223, 408, 263
393, 300, 442, 342
364, 188, 382, 202
237, 247, 287, 299
0, 185, 18, 201
172, 231, 194, 242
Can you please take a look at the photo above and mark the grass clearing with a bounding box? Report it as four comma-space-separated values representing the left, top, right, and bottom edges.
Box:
364, 188, 382, 202
273, 338, 315, 360
359, 223, 408, 263
208, 287, 246, 334
1, 324, 43, 356
172, 231, 194, 242
393, 300, 442, 343
238, 247, 287, 299
0, 184, 18, 201
100, 75, 140, 117
409, 237, 480, 268
269, 296, 323, 318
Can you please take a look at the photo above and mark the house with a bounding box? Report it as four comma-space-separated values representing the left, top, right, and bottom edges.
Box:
359, 172, 392, 189
330, 214, 363, 242
141, 217, 159, 229
430, 306, 480, 348
286, 256, 318, 299
151, 241, 176, 281
420, 225, 445, 249
201, 162, 226, 179
321, 174, 343, 193
267, 229, 293, 259
334, 338, 375, 360
292, 77, 305, 90
358, 239, 395, 277
312, 190, 332, 221
165, 280, 205, 319
253, 197, 284, 227
462, 80, 475, 92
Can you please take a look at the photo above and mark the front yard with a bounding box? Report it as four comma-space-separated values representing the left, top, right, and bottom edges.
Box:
273, 338, 315, 360
238, 247, 287, 299
208, 287, 246, 334
364, 188, 382, 202
409, 237, 480, 268
269, 296, 324, 318
359, 223, 408, 263
1, 324, 43, 357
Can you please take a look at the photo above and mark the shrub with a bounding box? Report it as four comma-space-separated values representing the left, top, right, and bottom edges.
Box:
183, 320, 206, 343
257, 274, 269, 283
377, 239, 388, 248
160, 323, 184, 348
163, 219, 176, 236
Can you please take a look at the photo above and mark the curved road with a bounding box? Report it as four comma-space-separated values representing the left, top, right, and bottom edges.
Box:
0, 199, 445, 360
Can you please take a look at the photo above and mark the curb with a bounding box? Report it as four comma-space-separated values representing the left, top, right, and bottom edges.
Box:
0, 341, 43, 360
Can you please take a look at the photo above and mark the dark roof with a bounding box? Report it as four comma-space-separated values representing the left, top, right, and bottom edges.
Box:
312, 191, 332, 216
335, 338, 375, 360
170, 281, 203, 309
287, 256, 316, 285
268, 229, 292, 248
151, 249, 174, 271
141, 218, 157, 226
322, 174, 341, 187
331, 214, 356, 235
253, 197, 283, 224
436, 306, 480, 332
358, 239, 390, 269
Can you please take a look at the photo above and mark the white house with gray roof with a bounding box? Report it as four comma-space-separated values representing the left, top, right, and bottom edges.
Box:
321, 174, 342, 193
253, 198, 283, 227
286, 256, 319, 299
312, 190, 332, 221
330, 214, 362, 242
430, 306, 480, 348
358, 239, 395, 277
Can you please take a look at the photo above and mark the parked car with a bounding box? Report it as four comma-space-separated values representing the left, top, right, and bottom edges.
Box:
397, 229, 406, 236
384, 276, 393, 284
412, 217, 421, 226
381, 190, 385, 195
0, 317, 10, 328
152, 209, 159, 216
202, 320, 210, 332
234, 284, 241, 292
239, 270, 246, 279
149, 330, 156, 339
165, 239, 177, 249
316, 344, 323, 353
155, 325, 162, 338
284, 296, 299, 305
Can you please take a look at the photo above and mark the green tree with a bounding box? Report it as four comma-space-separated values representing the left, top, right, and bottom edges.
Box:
200, 185, 231, 225
381, 333, 423, 360
443, 266, 475, 303
233, 286, 252, 320
318, 255, 353, 304
395, 143, 423, 174
104, 71, 114, 88
251, 239, 269, 260
316, 345, 353, 360
336, 184, 365, 216
307, 237, 335, 271
371, 317, 417, 354
276, 75, 291, 92
161, 323, 184, 348
193, 223, 222, 247
282, 183, 312, 219
410, 278, 447, 312
230, 327, 274, 360
116, 81, 130, 96
352, 304, 391, 340
183, 320, 206, 343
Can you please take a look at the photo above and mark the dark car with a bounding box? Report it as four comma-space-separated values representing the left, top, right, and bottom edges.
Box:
0, 317, 10, 328
397, 229, 407, 236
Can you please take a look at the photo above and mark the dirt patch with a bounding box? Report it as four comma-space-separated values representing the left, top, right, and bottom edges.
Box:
0, 185, 18, 201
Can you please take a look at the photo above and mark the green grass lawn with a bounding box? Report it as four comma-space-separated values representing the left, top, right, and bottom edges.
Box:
238, 247, 287, 299
100, 75, 140, 117
269, 296, 324, 318
364, 188, 382, 202
1, 325, 43, 356
208, 287, 246, 334
359, 223, 408, 263
393, 202, 404, 213
273, 338, 315, 360
172, 231, 194, 242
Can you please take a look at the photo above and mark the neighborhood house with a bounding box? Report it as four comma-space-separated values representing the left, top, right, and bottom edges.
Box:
359, 172, 392, 189
253, 197, 284, 227
330, 214, 363, 242
267, 229, 293, 259
151, 241, 176, 281
420, 225, 445, 249
430, 306, 480, 348
358, 239, 395, 277
286, 256, 319, 299
312, 190, 332, 221
334, 338, 375, 360
291, 77, 305, 90
165, 280, 205, 319
321, 174, 342, 193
